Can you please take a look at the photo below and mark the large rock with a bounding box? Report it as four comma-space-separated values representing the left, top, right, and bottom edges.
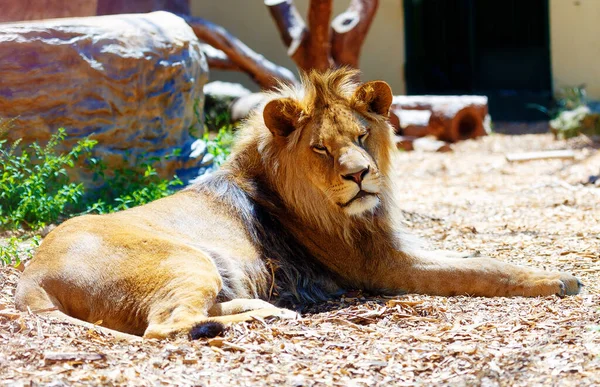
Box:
0, 11, 208, 183
0, 0, 97, 23
0, 0, 189, 23
97, 0, 190, 16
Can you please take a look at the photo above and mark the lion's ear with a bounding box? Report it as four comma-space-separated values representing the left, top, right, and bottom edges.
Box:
352, 81, 393, 116
263, 98, 304, 137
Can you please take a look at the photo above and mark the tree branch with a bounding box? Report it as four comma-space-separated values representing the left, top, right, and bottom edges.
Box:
200, 44, 240, 71
182, 15, 298, 89
331, 0, 379, 68
265, 0, 308, 64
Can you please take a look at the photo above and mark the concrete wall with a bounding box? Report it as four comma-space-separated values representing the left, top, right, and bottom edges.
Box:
191, 0, 406, 94
550, 0, 600, 98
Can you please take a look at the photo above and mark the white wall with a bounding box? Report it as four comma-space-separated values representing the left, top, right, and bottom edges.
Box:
550, 0, 600, 98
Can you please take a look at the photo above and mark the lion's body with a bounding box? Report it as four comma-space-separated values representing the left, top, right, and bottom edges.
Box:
16, 70, 581, 339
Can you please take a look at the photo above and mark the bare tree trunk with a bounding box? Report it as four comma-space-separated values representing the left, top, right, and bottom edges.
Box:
266, 0, 376, 72
305, 0, 334, 71
331, 0, 379, 68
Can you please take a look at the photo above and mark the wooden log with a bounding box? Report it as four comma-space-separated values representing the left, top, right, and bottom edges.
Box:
390, 108, 434, 137
331, 0, 379, 69
182, 15, 298, 89
392, 95, 488, 143
395, 135, 415, 151
394, 136, 452, 153
413, 137, 452, 152
505, 150, 575, 162
431, 105, 486, 143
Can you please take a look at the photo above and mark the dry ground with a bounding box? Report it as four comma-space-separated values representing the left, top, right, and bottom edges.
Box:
1, 133, 599, 386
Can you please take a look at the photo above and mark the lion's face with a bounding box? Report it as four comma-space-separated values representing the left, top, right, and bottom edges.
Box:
297, 105, 385, 216
263, 76, 394, 217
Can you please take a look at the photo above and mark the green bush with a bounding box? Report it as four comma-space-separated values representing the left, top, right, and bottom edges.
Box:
0, 126, 183, 231
0, 235, 40, 267
84, 150, 183, 214
529, 85, 587, 119
0, 127, 95, 230
203, 125, 234, 166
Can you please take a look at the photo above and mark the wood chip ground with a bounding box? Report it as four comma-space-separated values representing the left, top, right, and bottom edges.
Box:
1, 134, 599, 386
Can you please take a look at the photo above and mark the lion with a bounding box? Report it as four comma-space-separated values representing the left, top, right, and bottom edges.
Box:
15, 69, 582, 340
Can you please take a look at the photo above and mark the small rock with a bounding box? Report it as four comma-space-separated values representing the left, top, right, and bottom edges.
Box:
288, 375, 306, 387
201, 153, 215, 167
189, 139, 208, 159
204, 81, 251, 99
230, 93, 269, 122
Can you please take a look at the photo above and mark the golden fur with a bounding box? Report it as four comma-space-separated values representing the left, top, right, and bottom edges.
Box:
15, 70, 582, 340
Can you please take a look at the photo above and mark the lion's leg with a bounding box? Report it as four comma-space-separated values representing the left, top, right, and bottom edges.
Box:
144, 299, 297, 339
16, 275, 140, 341
142, 282, 220, 339
381, 251, 582, 297
209, 305, 298, 323
208, 298, 297, 317
40, 310, 142, 341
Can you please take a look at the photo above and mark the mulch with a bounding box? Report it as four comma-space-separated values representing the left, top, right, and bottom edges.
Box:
1, 133, 599, 386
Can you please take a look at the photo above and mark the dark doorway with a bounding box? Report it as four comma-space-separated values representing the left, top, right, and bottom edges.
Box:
404, 0, 552, 121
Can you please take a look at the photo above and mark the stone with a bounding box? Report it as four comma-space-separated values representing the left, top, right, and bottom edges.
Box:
200, 153, 215, 167
230, 93, 269, 122
189, 139, 208, 159
1, 0, 189, 23
96, 0, 189, 16
204, 81, 251, 99
0, 0, 97, 23
0, 11, 208, 184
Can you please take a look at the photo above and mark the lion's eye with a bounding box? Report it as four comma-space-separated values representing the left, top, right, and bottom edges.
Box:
312, 145, 328, 155
358, 131, 369, 145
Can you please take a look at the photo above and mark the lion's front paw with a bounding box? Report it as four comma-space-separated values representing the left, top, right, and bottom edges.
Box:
252, 307, 300, 321
521, 271, 583, 297
273, 307, 301, 320
557, 273, 583, 296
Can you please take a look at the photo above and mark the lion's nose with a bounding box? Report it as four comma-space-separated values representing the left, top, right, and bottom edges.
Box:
342, 166, 369, 185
